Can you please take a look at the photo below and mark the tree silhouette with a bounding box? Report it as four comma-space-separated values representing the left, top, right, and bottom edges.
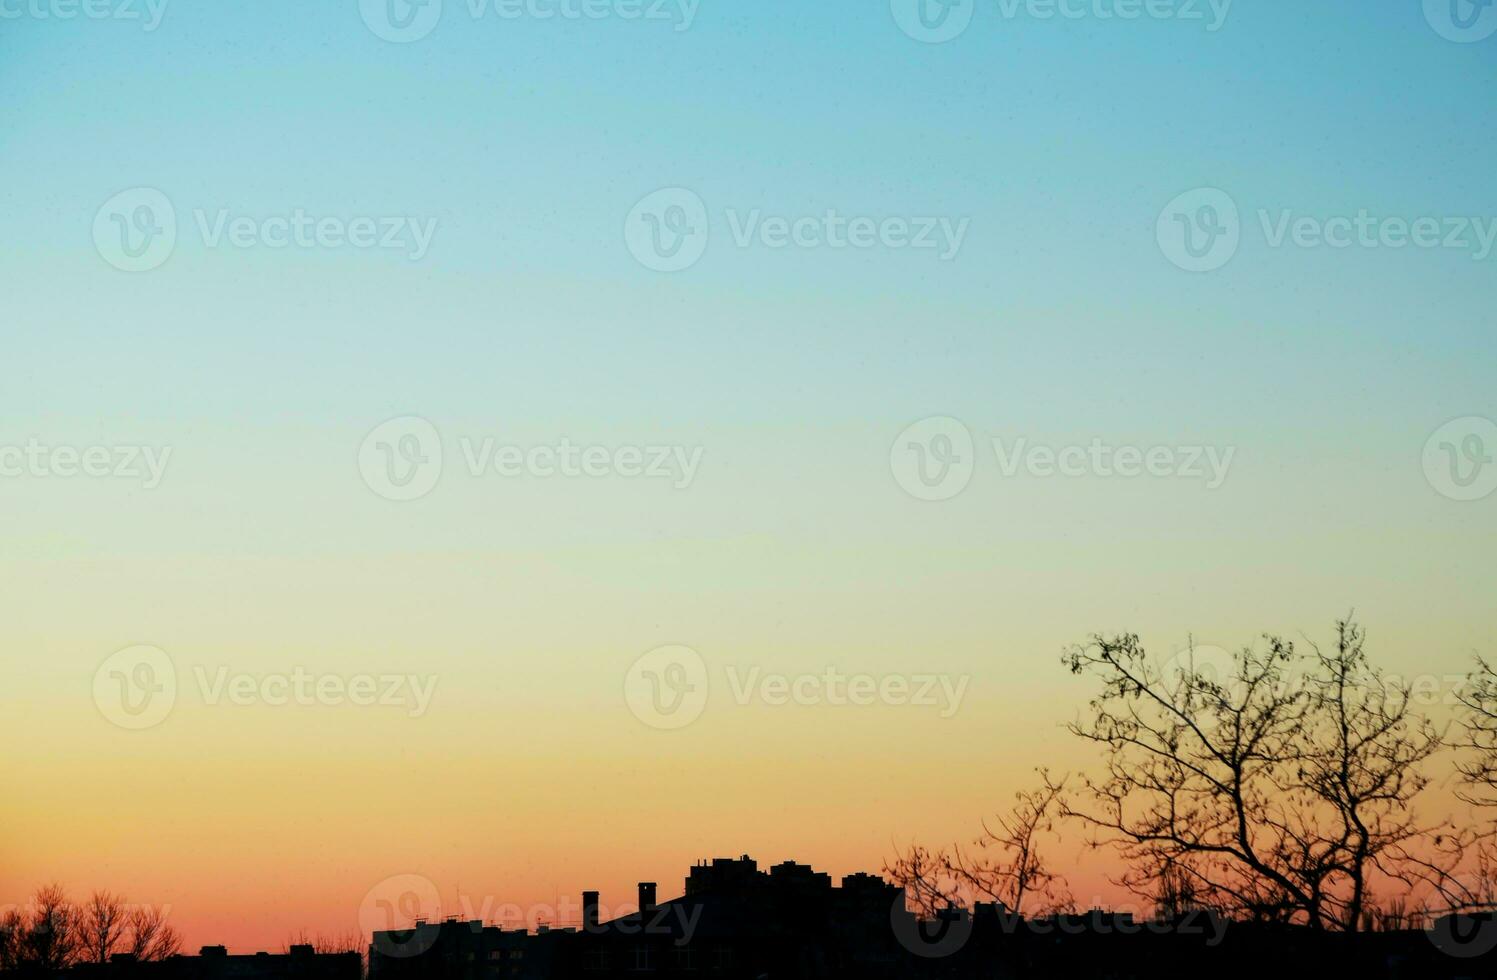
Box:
1456, 657, 1497, 812
82, 892, 126, 965
11, 885, 81, 972
887, 771, 1073, 917
123, 905, 180, 962
1061, 619, 1449, 931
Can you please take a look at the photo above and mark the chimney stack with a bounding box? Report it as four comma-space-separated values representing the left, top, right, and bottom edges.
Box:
582, 891, 600, 930
637, 882, 657, 916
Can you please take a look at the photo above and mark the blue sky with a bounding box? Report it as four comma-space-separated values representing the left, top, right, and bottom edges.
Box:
3, 0, 1494, 613
4, 2, 1494, 427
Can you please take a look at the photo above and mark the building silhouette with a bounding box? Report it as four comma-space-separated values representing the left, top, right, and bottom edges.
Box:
18, 946, 361, 980
364, 856, 1497, 979
3, 858, 1486, 980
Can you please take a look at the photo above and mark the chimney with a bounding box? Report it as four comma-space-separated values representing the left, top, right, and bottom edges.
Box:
637, 882, 657, 916
582, 891, 600, 930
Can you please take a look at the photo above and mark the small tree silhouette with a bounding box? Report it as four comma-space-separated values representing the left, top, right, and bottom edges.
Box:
887, 771, 1074, 917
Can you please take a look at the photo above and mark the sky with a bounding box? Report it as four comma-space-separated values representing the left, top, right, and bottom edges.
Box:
2, 0, 1496, 954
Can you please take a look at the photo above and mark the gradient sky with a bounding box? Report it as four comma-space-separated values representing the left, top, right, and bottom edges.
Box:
2, 0, 1496, 953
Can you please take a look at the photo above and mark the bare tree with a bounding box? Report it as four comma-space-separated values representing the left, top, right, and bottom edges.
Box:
1296, 621, 1445, 929
1396, 661, 1497, 921
283, 930, 367, 979
1455, 657, 1497, 812
1152, 859, 1207, 920
887, 771, 1073, 917
0, 909, 23, 971
82, 891, 127, 964
884, 843, 962, 918
283, 930, 364, 954
19, 885, 80, 972
124, 905, 180, 961
1062, 620, 1448, 931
